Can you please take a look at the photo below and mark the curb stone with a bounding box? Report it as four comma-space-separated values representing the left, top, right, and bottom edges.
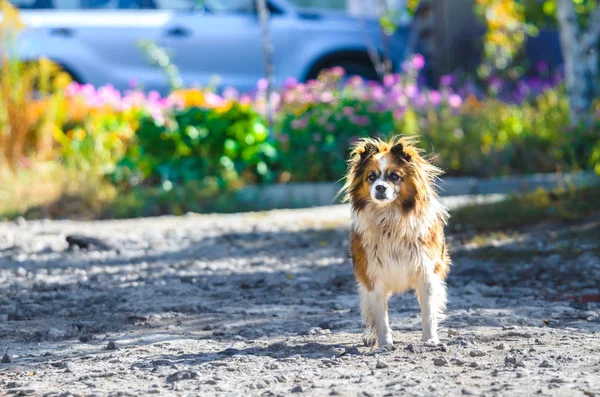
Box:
234, 171, 599, 210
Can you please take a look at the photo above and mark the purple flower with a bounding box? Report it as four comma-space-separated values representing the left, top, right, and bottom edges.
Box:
278, 133, 289, 143
440, 74, 456, 86
313, 133, 322, 142
343, 107, 354, 116
284, 77, 298, 89
411, 54, 425, 70
222, 87, 239, 100
448, 94, 463, 109
536, 61, 548, 73
353, 115, 370, 126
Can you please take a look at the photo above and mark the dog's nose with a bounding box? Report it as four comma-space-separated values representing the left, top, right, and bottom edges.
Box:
375, 185, 386, 193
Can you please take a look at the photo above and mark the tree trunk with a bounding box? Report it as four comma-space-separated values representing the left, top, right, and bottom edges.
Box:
556, 0, 600, 125
255, 0, 274, 127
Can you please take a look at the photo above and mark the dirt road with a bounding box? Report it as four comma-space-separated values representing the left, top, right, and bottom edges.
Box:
1, 205, 599, 396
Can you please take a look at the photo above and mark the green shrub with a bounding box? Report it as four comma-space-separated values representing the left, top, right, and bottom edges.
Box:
115, 104, 278, 189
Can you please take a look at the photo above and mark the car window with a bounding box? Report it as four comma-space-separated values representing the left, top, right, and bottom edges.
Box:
153, 0, 194, 10
10, 0, 156, 9
204, 0, 254, 13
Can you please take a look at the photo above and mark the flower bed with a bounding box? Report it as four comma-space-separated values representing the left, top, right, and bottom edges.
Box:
11, 55, 600, 195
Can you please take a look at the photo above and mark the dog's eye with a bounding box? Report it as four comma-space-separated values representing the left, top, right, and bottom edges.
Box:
389, 173, 402, 182
367, 173, 377, 182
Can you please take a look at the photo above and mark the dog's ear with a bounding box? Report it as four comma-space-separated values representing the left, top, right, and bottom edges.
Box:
358, 142, 378, 164
390, 142, 411, 163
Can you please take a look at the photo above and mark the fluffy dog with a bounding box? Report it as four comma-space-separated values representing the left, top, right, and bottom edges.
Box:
340, 136, 450, 349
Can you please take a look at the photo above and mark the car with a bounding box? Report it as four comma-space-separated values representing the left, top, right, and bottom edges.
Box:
5, 0, 410, 94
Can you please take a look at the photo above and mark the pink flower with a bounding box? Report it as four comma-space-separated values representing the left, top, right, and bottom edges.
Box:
320, 91, 334, 103
330, 66, 345, 78
383, 74, 397, 87
370, 86, 385, 101
291, 118, 308, 130
428, 90, 442, 105
240, 94, 252, 105
65, 82, 80, 97
257, 78, 269, 91
278, 133, 289, 143
343, 107, 354, 116
448, 94, 463, 109
405, 84, 418, 98
347, 76, 363, 87
393, 107, 405, 120
411, 54, 425, 70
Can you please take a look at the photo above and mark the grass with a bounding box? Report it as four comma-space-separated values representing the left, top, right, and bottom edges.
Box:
450, 185, 600, 232
0, 163, 115, 220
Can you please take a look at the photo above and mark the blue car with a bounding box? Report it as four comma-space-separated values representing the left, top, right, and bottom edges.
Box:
7, 0, 410, 93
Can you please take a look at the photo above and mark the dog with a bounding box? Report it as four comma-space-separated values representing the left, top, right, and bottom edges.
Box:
340, 136, 450, 349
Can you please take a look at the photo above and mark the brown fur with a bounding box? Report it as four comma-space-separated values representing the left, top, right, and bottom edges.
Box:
340, 135, 451, 288
350, 230, 372, 290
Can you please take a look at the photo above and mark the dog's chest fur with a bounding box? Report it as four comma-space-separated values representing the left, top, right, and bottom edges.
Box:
352, 202, 441, 293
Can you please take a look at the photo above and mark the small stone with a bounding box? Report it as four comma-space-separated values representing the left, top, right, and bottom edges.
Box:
462, 388, 475, 395
376, 360, 389, 369
468, 362, 479, 368
433, 357, 449, 366
291, 385, 304, 393
448, 329, 460, 337
495, 343, 510, 350
470, 349, 486, 357
79, 335, 94, 343
539, 360, 553, 368
453, 359, 466, 366
166, 370, 199, 383
1, 353, 12, 363
343, 347, 361, 356
405, 343, 425, 354
106, 341, 118, 350
16, 267, 27, 277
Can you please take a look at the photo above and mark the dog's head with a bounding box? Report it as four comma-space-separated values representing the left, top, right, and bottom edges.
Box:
341, 136, 441, 213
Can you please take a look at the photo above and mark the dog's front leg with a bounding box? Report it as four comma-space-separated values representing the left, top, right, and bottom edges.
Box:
416, 270, 447, 345
361, 285, 393, 349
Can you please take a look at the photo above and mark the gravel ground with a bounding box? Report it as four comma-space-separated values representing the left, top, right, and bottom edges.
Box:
1, 202, 600, 397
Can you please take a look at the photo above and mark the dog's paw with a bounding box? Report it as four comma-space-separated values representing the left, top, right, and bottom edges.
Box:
422, 338, 440, 347
362, 334, 377, 347
377, 343, 396, 352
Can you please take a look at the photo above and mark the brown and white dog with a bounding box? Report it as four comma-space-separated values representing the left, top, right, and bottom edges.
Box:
340, 136, 450, 349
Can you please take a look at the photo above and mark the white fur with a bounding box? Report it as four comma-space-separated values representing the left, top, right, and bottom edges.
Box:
353, 197, 448, 347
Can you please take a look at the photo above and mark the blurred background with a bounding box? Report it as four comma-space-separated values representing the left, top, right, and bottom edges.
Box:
0, 0, 598, 220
